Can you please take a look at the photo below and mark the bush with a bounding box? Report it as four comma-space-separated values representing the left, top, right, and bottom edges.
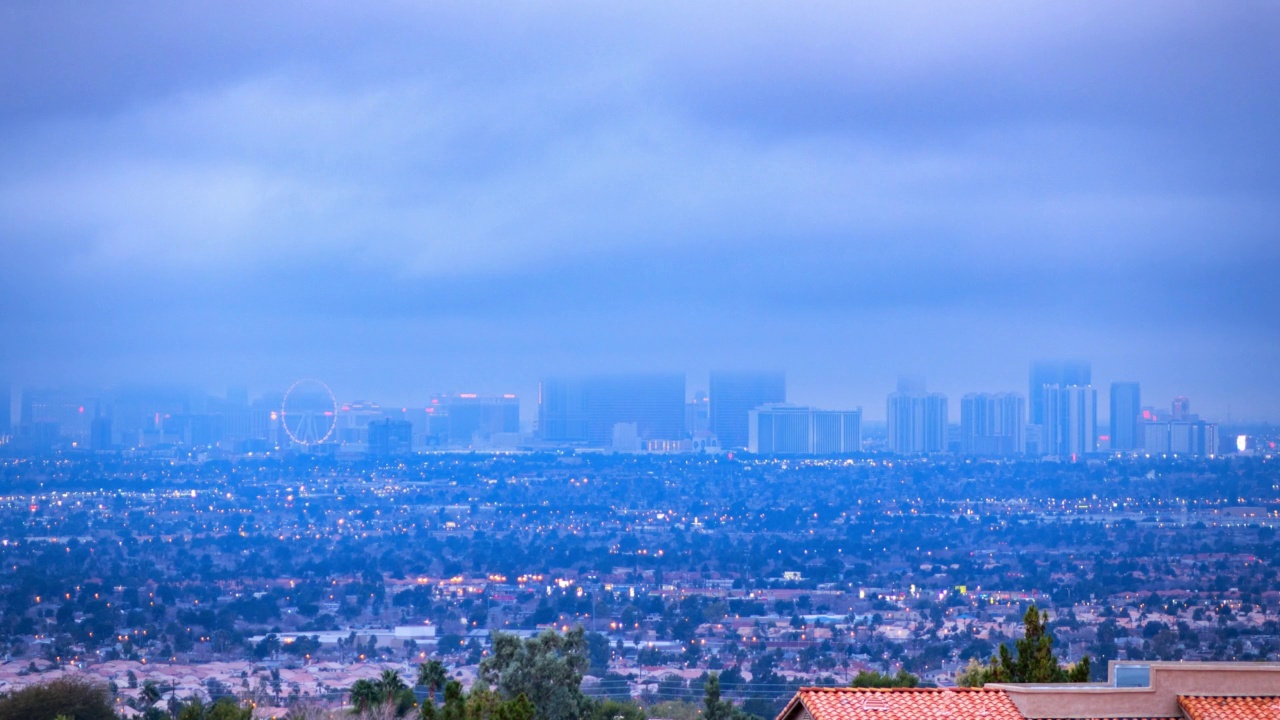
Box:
0, 676, 117, 720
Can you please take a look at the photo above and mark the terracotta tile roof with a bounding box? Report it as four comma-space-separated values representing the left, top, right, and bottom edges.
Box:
779, 687, 1025, 720
1179, 696, 1280, 720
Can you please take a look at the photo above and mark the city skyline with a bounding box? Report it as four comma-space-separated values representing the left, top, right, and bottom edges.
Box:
2, 361, 1249, 435
0, 5, 1277, 716
0, 365, 1258, 426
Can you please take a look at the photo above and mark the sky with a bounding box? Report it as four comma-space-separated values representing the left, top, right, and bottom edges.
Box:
1, 1, 1278, 421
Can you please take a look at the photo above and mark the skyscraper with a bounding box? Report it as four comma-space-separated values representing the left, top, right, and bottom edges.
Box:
0, 384, 9, 437
538, 374, 685, 447
20, 387, 96, 446
1042, 384, 1097, 457
747, 404, 862, 455
428, 393, 520, 445
887, 379, 948, 454
709, 371, 786, 450
1109, 382, 1142, 451
1172, 396, 1191, 421
1142, 418, 1217, 456
960, 393, 1025, 456
1029, 361, 1091, 427
368, 418, 413, 456
90, 416, 113, 451
748, 404, 811, 455
685, 392, 710, 435
811, 409, 863, 455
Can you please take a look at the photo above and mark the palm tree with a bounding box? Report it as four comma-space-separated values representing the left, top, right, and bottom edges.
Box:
350, 678, 380, 712
418, 660, 448, 695
140, 680, 162, 705
379, 669, 407, 696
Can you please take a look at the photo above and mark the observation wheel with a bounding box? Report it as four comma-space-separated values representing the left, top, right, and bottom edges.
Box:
281, 379, 338, 446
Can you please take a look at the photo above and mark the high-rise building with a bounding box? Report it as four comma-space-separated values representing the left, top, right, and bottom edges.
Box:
335, 401, 383, 445
368, 418, 413, 457
250, 395, 283, 446
1029, 361, 1091, 426
427, 393, 519, 446
960, 393, 1025, 456
0, 384, 10, 437
1172, 396, 1191, 421
748, 404, 861, 455
1109, 382, 1142, 452
1042, 384, 1097, 457
611, 422, 641, 453
538, 374, 685, 447
812, 409, 862, 454
1142, 422, 1171, 454
90, 416, 113, 451
20, 388, 96, 445
1141, 396, 1216, 456
107, 387, 195, 447
923, 394, 948, 452
1142, 406, 1170, 423
212, 387, 252, 444
887, 379, 947, 454
709, 372, 786, 449
749, 404, 810, 454
1142, 419, 1217, 456
685, 392, 710, 435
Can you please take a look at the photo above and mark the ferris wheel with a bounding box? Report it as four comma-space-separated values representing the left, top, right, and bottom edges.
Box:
280, 379, 338, 446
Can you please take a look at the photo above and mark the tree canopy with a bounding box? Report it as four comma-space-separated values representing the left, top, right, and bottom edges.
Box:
480, 629, 592, 720
0, 677, 117, 720
849, 670, 920, 688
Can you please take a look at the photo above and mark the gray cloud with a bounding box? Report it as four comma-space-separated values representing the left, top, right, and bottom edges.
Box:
1, 1, 1277, 420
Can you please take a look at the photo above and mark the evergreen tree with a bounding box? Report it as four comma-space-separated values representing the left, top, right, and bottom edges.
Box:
957, 605, 1090, 686
479, 629, 590, 720
467, 682, 502, 720
702, 672, 756, 720
441, 680, 468, 720
495, 695, 537, 720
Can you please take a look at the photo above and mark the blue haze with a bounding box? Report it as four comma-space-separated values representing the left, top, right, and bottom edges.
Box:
1, 2, 1278, 420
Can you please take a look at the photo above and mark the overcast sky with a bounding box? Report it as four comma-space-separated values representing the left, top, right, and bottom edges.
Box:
2, 2, 1278, 421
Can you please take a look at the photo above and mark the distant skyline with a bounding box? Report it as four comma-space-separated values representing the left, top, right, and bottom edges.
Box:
2, 3, 1278, 422
2, 367, 1256, 425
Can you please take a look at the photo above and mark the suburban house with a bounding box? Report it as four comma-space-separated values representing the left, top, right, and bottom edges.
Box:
776, 662, 1280, 720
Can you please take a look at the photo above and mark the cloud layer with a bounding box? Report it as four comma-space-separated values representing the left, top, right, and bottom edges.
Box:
2, 1, 1278, 419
